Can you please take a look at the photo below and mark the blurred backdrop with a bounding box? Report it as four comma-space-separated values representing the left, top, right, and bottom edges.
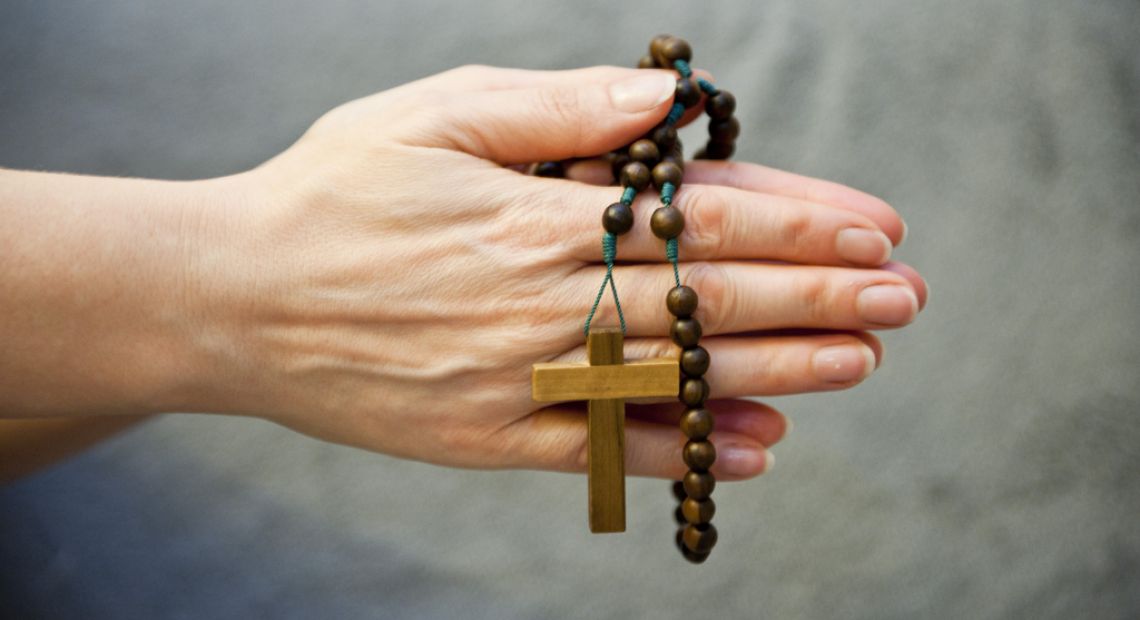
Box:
1, 1, 1138, 618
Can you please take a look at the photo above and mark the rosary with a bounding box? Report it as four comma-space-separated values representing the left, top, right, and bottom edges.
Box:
529, 35, 739, 564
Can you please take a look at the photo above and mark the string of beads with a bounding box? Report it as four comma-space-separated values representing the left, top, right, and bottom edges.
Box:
533, 34, 739, 564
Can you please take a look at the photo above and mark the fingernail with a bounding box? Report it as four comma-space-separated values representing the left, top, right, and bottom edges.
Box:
857, 284, 919, 326
836, 228, 892, 265
609, 72, 675, 113
784, 417, 794, 437
719, 444, 766, 477
812, 343, 876, 383
900, 220, 909, 246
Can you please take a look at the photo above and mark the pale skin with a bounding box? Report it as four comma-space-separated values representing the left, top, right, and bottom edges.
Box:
0, 65, 927, 484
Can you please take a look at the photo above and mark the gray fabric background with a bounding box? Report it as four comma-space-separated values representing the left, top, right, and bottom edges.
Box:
2, 1, 1138, 618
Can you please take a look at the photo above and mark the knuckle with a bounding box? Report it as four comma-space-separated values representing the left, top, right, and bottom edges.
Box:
792, 271, 831, 324
679, 187, 728, 258
534, 86, 585, 150
776, 204, 814, 256
683, 261, 731, 334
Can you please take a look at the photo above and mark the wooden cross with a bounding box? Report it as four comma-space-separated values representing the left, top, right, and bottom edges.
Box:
532, 327, 680, 533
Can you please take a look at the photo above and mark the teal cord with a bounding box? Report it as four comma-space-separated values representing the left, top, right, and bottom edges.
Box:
673, 59, 693, 78
666, 238, 681, 287
697, 78, 717, 95
660, 181, 676, 205
665, 102, 685, 126
621, 186, 636, 205
583, 232, 627, 335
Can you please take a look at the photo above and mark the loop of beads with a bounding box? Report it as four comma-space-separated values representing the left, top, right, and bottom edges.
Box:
532, 34, 737, 564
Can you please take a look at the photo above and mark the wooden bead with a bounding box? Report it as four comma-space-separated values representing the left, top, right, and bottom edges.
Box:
602, 202, 634, 235
705, 90, 736, 119
609, 152, 630, 179
629, 139, 660, 166
680, 377, 709, 407
650, 34, 673, 66
620, 161, 650, 191
692, 147, 708, 160
675, 77, 701, 108
680, 407, 713, 439
534, 161, 564, 177
672, 480, 687, 501
637, 54, 656, 69
680, 346, 710, 377
708, 117, 740, 144
650, 125, 678, 152
650, 206, 685, 240
661, 37, 693, 63
666, 285, 698, 317
682, 497, 716, 524
674, 504, 687, 525
682, 523, 718, 554
652, 161, 683, 190
677, 528, 711, 563
683, 440, 716, 471
670, 318, 702, 348
704, 141, 735, 160
682, 470, 716, 499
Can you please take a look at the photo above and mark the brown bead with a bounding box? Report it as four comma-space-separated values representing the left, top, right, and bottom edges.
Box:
683, 440, 716, 471
671, 318, 702, 348
692, 147, 708, 160
674, 504, 687, 525
705, 90, 736, 119
661, 37, 693, 63
650, 125, 678, 152
671, 480, 687, 501
650, 34, 673, 66
675, 77, 701, 109
676, 528, 711, 563
680, 407, 714, 439
534, 161, 564, 177
629, 139, 660, 166
705, 141, 735, 160
637, 54, 656, 69
682, 497, 716, 524
680, 346, 710, 377
650, 206, 684, 240
666, 285, 698, 317
609, 152, 630, 180
602, 202, 634, 235
682, 523, 718, 554
680, 377, 709, 407
620, 161, 650, 191
652, 161, 683, 190
683, 470, 716, 499
708, 116, 740, 144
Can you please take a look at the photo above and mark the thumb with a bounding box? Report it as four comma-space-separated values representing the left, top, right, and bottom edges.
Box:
402, 68, 678, 164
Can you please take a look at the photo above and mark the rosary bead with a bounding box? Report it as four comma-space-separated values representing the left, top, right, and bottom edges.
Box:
672, 480, 687, 501
649, 34, 673, 66
534, 161, 565, 178
650, 125, 678, 152
692, 147, 708, 160
683, 440, 717, 471
620, 161, 651, 191
674, 504, 687, 525
661, 37, 693, 63
680, 377, 709, 407
666, 285, 699, 317
637, 54, 656, 69
675, 77, 701, 109
670, 318, 702, 348
602, 202, 634, 235
682, 470, 716, 499
682, 497, 716, 525
650, 206, 685, 240
652, 161, 684, 190
681, 546, 711, 564
705, 90, 736, 119
680, 346, 710, 377
704, 141, 735, 160
609, 152, 631, 180
680, 407, 714, 439
708, 116, 740, 144
629, 139, 660, 167
682, 523, 718, 554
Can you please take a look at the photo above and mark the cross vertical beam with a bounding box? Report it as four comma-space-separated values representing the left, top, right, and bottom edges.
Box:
586, 328, 625, 533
